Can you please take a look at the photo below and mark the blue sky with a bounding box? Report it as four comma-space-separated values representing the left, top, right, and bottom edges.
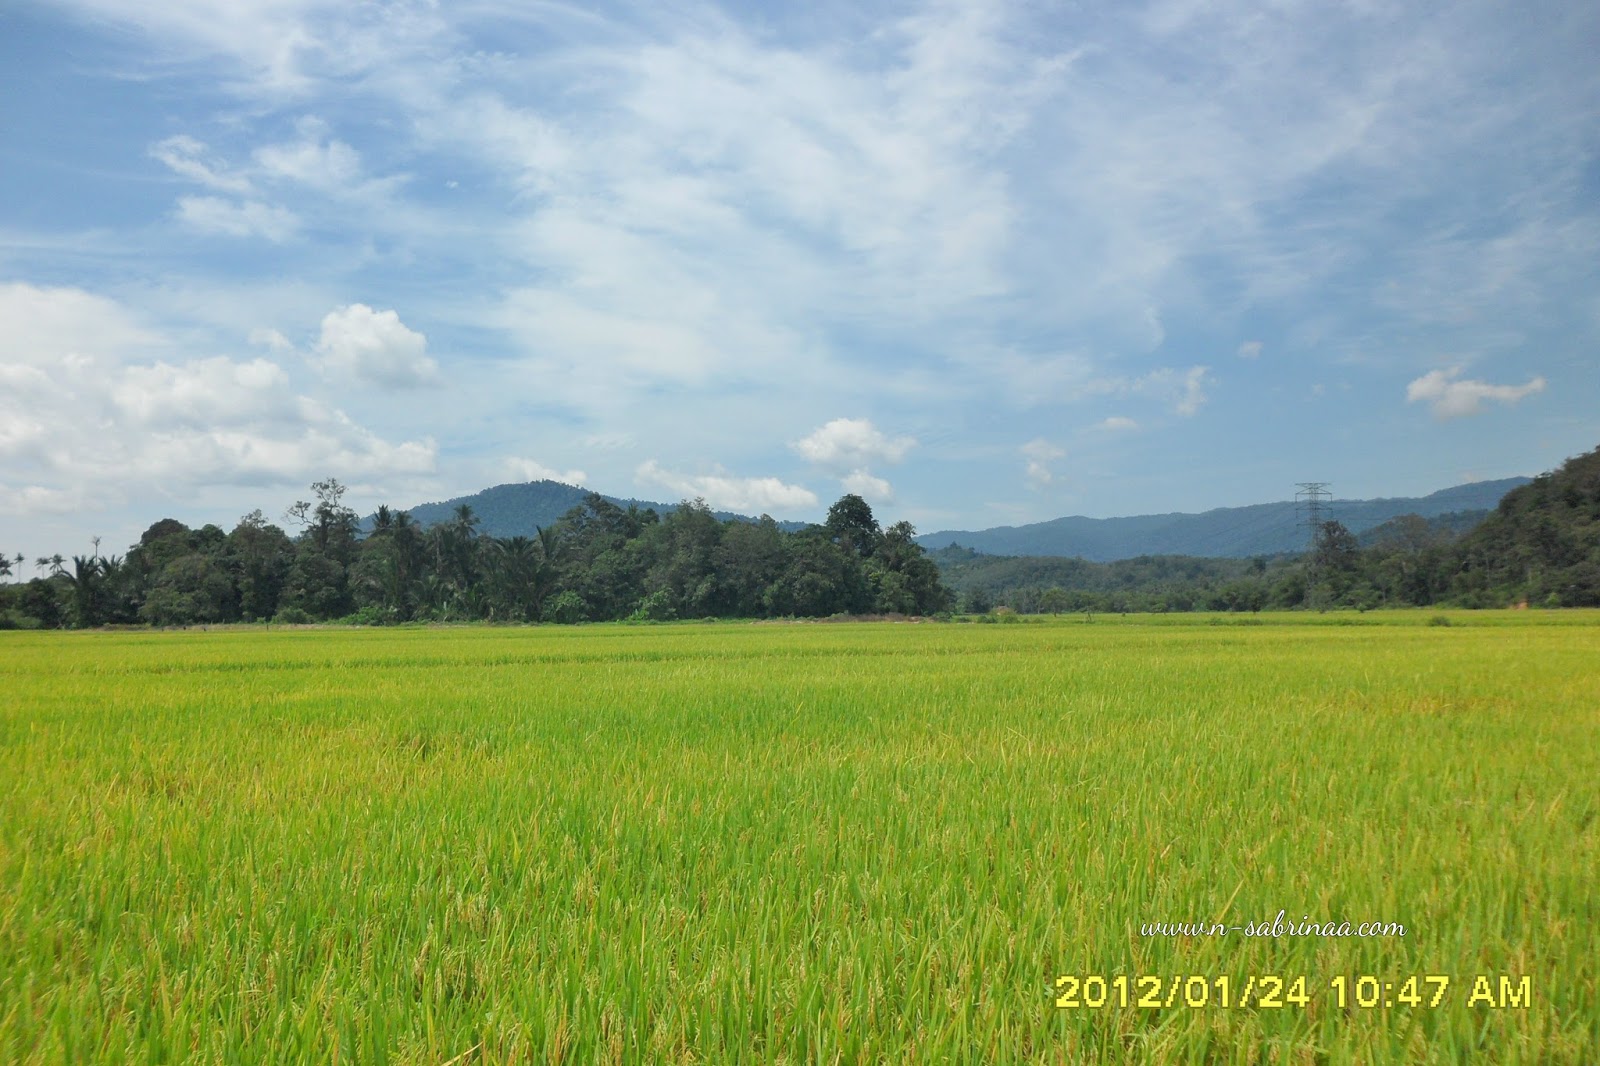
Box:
2, 0, 1597, 562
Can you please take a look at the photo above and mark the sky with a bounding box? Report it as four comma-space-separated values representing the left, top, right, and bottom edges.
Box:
2, 0, 1598, 565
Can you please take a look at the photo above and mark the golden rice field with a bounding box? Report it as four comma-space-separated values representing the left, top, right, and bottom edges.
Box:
1, 612, 1596, 1064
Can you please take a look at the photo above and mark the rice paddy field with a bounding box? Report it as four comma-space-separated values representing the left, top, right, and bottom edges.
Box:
1, 612, 1597, 1064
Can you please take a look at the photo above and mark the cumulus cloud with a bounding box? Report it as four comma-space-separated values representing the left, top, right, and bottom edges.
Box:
506, 457, 586, 486
636, 460, 817, 514
113, 356, 299, 428
0, 283, 436, 516
1097, 416, 1139, 431
314, 304, 437, 388
793, 418, 916, 470
1406, 368, 1546, 419
1237, 341, 1263, 359
0, 282, 162, 366
1021, 438, 1066, 486
841, 469, 894, 502
176, 195, 299, 241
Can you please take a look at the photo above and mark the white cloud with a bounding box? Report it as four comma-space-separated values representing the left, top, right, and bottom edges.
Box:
1021, 437, 1066, 487
580, 432, 634, 451
1126, 366, 1211, 416
1175, 366, 1211, 416
506, 457, 586, 486
841, 469, 894, 503
636, 460, 817, 514
0, 283, 436, 516
1082, 366, 1212, 416
1097, 416, 1139, 431
249, 327, 293, 352
0, 484, 84, 517
1405, 368, 1546, 419
793, 418, 916, 470
151, 134, 252, 193
113, 356, 298, 428
15, 0, 1600, 542
0, 282, 162, 366
176, 196, 299, 241
254, 118, 362, 190
314, 304, 437, 388
45, 0, 442, 96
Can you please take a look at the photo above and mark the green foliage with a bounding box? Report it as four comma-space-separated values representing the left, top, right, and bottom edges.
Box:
542, 589, 588, 624
626, 588, 677, 623
12, 449, 1597, 630
339, 604, 397, 626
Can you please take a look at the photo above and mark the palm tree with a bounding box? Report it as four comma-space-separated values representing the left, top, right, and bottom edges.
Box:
67, 554, 104, 628
496, 535, 544, 621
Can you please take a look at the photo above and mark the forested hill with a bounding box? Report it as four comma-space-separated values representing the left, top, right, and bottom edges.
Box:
916, 477, 1530, 560
1446, 446, 1600, 606
375, 480, 806, 537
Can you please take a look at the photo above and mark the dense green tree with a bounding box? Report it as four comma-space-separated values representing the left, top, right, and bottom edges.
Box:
5, 482, 959, 627
645, 499, 722, 618
227, 511, 294, 621
825, 494, 882, 558
280, 551, 350, 620
140, 552, 237, 626
713, 517, 786, 617
18, 578, 65, 628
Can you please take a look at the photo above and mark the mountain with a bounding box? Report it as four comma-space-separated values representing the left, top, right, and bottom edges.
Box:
915, 478, 1531, 561
372, 480, 807, 538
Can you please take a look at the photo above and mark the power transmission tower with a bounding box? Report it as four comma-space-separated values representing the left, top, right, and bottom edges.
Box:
1296, 482, 1331, 609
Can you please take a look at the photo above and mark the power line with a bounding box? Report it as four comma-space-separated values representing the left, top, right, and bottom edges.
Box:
1295, 483, 1332, 609
1295, 482, 1332, 548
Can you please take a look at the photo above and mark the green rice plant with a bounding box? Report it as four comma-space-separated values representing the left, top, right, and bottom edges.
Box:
1, 611, 1596, 1063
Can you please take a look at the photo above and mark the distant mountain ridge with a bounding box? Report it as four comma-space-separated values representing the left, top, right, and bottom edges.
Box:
380, 476, 1533, 561
914, 478, 1532, 561
371, 480, 807, 537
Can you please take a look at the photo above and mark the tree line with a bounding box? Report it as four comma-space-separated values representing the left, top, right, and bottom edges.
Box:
5, 445, 1595, 627
0, 481, 951, 628
937, 445, 1600, 614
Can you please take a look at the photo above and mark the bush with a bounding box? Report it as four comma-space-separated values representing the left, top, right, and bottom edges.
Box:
626, 589, 676, 623
273, 606, 314, 625
542, 590, 588, 625
340, 605, 396, 626
1428, 614, 1452, 627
